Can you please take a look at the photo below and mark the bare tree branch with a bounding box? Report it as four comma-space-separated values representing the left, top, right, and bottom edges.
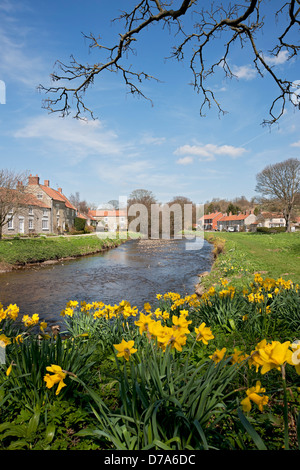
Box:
38, 0, 300, 124
0, 169, 28, 239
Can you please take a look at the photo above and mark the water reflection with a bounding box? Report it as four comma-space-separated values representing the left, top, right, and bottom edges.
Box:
0, 238, 212, 323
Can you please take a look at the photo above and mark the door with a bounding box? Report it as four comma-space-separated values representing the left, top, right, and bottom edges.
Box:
19, 218, 24, 234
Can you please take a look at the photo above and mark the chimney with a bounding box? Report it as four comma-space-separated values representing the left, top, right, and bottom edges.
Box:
28, 174, 40, 185
44, 180, 50, 187
58, 188, 62, 193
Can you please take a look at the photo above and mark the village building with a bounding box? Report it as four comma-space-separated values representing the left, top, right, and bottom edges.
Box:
256, 212, 286, 228
2, 190, 51, 236
24, 174, 77, 234
197, 212, 224, 230
217, 212, 257, 232
1, 174, 77, 236
88, 209, 128, 231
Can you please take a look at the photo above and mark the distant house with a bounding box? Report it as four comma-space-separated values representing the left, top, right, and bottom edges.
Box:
89, 209, 128, 231
198, 212, 224, 231
257, 212, 286, 228
217, 212, 257, 232
85, 211, 97, 228
75, 212, 97, 231
291, 216, 300, 230
25, 174, 77, 234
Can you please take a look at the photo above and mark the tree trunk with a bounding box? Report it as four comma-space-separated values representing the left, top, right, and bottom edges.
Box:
285, 213, 291, 232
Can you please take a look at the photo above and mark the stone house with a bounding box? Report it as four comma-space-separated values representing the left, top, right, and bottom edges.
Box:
24, 174, 77, 234
2, 191, 51, 236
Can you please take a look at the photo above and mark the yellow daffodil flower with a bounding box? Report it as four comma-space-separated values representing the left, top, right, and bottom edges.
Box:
194, 322, 214, 344
113, 339, 137, 361
5, 304, 19, 321
210, 347, 227, 364
241, 381, 269, 412
6, 363, 13, 377
0, 334, 11, 347
291, 340, 300, 375
134, 312, 155, 336
44, 364, 67, 395
172, 314, 192, 335
230, 348, 249, 364
251, 340, 293, 374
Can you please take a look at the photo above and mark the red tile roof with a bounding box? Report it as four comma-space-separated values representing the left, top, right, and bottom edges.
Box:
219, 214, 249, 221
201, 212, 223, 220
77, 212, 88, 219
86, 211, 97, 221
39, 185, 76, 210
89, 209, 127, 217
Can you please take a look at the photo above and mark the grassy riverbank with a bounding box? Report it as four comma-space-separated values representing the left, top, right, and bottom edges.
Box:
0, 233, 127, 269
201, 231, 300, 290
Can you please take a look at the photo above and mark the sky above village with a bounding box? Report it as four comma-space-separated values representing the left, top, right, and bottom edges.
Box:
0, 0, 299, 207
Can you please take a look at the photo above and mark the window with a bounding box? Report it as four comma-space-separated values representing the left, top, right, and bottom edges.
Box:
29, 207, 33, 215
7, 216, 13, 229
29, 218, 34, 229
37, 193, 43, 199
43, 209, 48, 217
42, 219, 49, 230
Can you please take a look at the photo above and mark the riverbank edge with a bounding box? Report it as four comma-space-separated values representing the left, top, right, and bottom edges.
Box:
0, 235, 129, 273
194, 233, 221, 297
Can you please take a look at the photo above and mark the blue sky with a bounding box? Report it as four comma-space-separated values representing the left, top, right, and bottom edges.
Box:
0, 0, 299, 207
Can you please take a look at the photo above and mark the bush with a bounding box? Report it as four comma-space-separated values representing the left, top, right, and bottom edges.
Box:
257, 227, 286, 233
74, 217, 86, 232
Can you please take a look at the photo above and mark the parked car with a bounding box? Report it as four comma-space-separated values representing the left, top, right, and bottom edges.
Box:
228, 226, 235, 232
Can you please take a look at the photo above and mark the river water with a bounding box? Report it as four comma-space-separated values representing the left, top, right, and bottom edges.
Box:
0, 238, 212, 324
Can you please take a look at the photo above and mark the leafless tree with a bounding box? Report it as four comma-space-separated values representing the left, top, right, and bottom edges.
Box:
0, 169, 28, 239
255, 158, 300, 231
127, 188, 158, 235
39, 0, 300, 125
69, 191, 89, 214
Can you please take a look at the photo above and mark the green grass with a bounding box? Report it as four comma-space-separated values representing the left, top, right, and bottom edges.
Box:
203, 231, 300, 289
0, 234, 125, 266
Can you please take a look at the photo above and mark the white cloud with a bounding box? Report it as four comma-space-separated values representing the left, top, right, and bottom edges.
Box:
174, 143, 246, 161
140, 133, 166, 146
14, 115, 126, 163
0, 14, 47, 87
263, 50, 289, 66
291, 140, 300, 148
176, 156, 194, 165
232, 64, 257, 80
